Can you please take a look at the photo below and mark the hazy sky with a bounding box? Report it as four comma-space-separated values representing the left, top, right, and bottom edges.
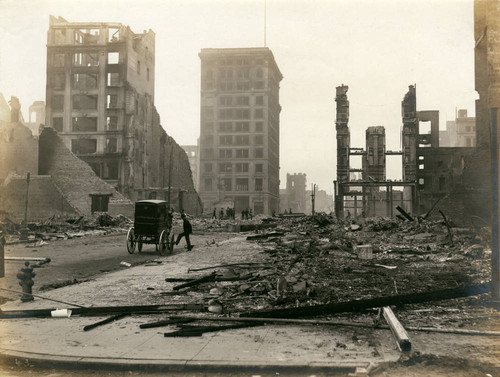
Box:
0, 0, 476, 192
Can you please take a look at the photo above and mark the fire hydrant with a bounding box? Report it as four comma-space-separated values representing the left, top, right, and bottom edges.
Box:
17, 262, 35, 302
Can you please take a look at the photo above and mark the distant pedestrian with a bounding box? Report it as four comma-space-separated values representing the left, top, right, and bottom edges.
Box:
241, 210, 245, 220
289, 208, 292, 214
219, 208, 224, 219
175, 214, 193, 251
249, 209, 253, 220
212, 208, 217, 219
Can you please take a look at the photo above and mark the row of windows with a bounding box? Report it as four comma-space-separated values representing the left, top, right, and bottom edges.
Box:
200, 148, 266, 159
52, 115, 120, 133
203, 177, 264, 192
205, 81, 265, 91
204, 134, 264, 146
205, 67, 264, 80
204, 58, 265, 66
51, 53, 150, 81
51, 94, 120, 111
218, 96, 264, 106
50, 72, 120, 90
203, 121, 264, 134
204, 162, 264, 174
70, 137, 120, 155
202, 108, 265, 120
52, 27, 121, 45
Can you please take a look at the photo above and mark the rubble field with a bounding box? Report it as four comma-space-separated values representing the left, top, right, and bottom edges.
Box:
168, 213, 496, 333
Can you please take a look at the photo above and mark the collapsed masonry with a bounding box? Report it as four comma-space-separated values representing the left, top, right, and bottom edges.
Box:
45, 16, 201, 214
334, 85, 491, 225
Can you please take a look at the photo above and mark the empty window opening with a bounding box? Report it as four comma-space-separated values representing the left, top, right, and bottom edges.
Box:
72, 116, 97, 132
108, 52, 119, 64
106, 138, 117, 153
51, 95, 64, 110
73, 52, 99, 67
107, 72, 120, 86
103, 162, 119, 179
73, 95, 98, 110
52, 117, 63, 132
107, 94, 118, 109
54, 29, 66, 44
420, 121, 431, 134
106, 116, 118, 130
53, 72, 66, 89
73, 73, 98, 89
108, 28, 120, 42
90, 194, 110, 213
71, 138, 97, 154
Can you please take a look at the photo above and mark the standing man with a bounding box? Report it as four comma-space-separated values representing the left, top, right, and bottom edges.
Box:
212, 208, 217, 219
175, 214, 193, 251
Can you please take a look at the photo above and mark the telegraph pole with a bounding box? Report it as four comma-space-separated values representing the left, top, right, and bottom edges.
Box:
167, 139, 173, 211
24, 173, 30, 224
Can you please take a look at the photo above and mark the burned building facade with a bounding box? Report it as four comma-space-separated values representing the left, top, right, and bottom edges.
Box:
334, 83, 490, 225
45, 16, 155, 198
198, 48, 282, 215
334, 86, 413, 219
44, 16, 201, 214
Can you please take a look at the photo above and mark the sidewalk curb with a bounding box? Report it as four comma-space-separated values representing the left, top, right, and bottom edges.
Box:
0, 349, 371, 374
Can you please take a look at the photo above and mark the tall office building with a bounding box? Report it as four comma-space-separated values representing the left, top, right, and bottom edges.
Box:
198, 48, 282, 215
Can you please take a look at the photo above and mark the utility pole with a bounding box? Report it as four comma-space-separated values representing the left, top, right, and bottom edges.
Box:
311, 184, 316, 215
24, 172, 30, 224
167, 139, 173, 211
491, 108, 499, 300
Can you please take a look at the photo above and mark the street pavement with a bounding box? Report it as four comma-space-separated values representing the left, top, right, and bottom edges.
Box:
0, 231, 498, 375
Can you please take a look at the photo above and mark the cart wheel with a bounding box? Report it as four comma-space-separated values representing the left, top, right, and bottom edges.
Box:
169, 232, 175, 253
127, 228, 136, 254
137, 236, 143, 253
158, 230, 168, 256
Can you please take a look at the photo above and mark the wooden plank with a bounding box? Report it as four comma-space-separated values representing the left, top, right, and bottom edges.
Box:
383, 306, 411, 352
83, 313, 128, 331
172, 272, 216, 290
240, 283, 490, 319
0, 303, 205, 319
396, 206, 414, 221
139, 318, 195, 329
168, 315, 500, 336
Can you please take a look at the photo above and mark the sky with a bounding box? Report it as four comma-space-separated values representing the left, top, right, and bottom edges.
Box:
0, 0, 476, 193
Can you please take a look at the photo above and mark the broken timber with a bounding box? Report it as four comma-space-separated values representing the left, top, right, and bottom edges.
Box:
164, 322, 260, 337
83, 313, 128, 331
383, 306, 411, 352
167, 315, 500, 336
140, 318, 195, 329
240, 283, 490, 318
172, 272, 216, 290
0, 303, 205, 319
396, 206, 414, 222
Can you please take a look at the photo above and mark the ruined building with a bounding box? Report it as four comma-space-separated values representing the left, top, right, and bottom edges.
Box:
198, 48, 282, 215
280, 173, 307, 213
334, 86, 412, 219
440, 110, 476, 147
334, 83, 490, 224
0, 97, 133, 221
44, 16, 201, 214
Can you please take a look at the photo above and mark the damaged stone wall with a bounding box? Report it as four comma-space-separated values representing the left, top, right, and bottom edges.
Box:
39, 127, 133, 217
0, 174, 78, 221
